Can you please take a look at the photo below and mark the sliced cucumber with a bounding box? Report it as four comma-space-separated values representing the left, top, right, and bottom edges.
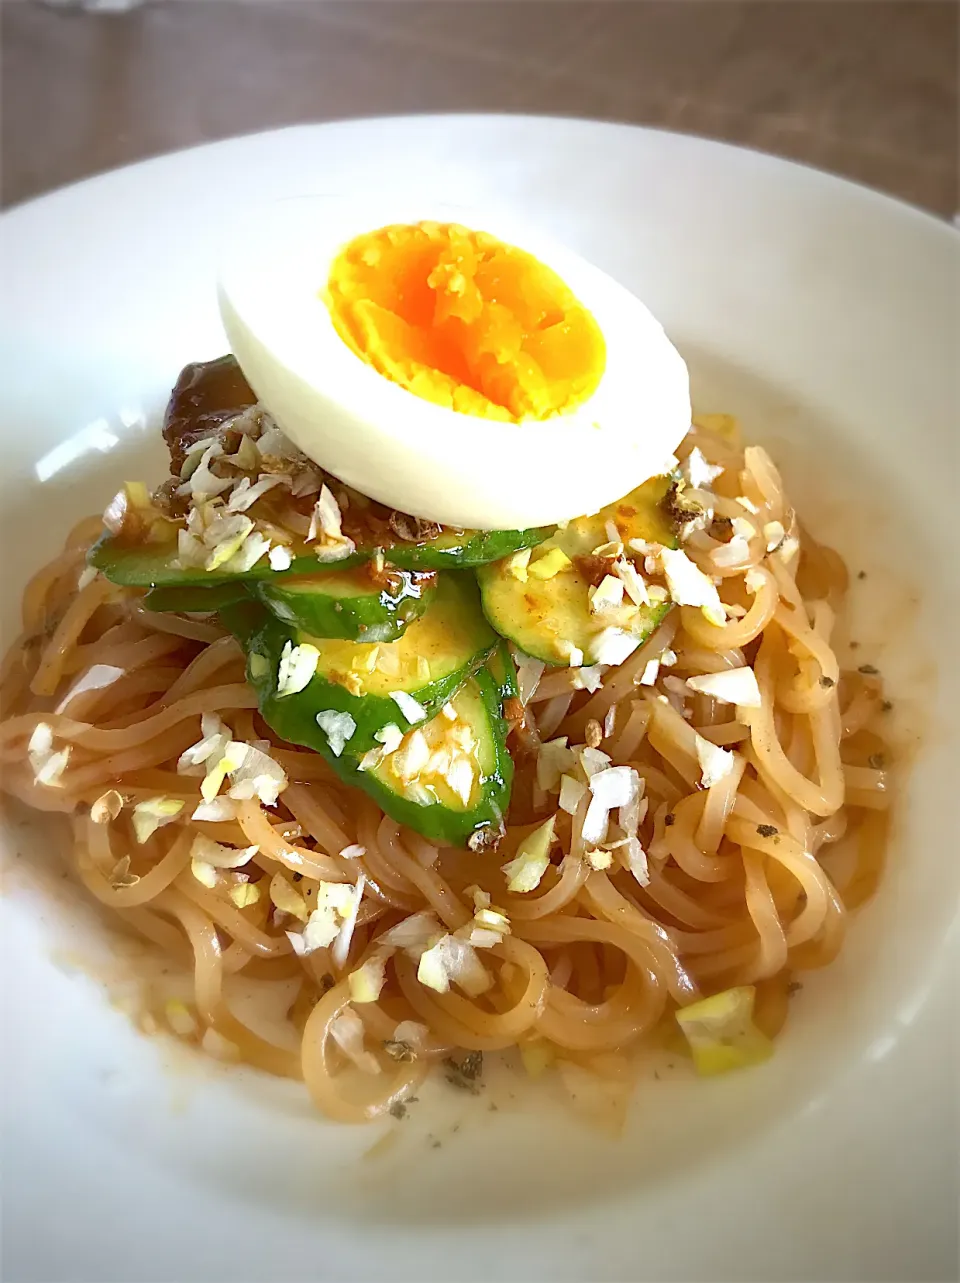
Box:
385, 527, 550, 572
485, 639, 520, 708
476, 475, 678, 666
144, 582, 250, 614
338, 668, 512, 849
217, 597, 264, 650
255, 566, 435, 642
90, 519, 550, 589
88, 530, 366, 589
224, 573, 495, 754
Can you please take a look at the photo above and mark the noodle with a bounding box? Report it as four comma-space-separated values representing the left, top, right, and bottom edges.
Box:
0, 419, 893, 1122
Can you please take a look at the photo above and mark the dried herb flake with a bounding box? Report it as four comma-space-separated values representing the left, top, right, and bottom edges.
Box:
383, 1038, 415, 1063
444, 1052, 484, 1094
459, 1051, 483, 1080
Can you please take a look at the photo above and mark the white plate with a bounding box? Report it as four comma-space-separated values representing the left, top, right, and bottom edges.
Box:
1, 117, 957, 1283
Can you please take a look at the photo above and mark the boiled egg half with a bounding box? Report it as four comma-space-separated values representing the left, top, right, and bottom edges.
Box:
218, 196, 690, 530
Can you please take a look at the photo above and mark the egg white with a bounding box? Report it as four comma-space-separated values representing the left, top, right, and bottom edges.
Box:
218, 195, 690, 531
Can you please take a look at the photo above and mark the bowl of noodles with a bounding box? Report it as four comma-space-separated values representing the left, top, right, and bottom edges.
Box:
1, 118, 956, 1283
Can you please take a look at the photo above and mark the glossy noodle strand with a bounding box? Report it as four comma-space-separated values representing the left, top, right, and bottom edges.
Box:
0, 420, 892, 1121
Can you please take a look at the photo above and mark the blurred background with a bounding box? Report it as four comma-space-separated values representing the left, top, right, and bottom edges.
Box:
2, 0, 956, 216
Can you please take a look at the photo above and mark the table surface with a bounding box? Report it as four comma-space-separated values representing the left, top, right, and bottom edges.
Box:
2, 0, 957, 217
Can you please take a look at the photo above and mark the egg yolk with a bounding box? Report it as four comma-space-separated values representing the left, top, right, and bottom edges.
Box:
324, 222, 606, 422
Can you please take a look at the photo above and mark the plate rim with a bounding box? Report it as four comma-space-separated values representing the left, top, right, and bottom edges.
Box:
1, 113, 957, 1283
3, 111, 957, 241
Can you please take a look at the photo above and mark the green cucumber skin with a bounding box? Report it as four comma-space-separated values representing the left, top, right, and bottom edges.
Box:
481, 594, 673, 668
219, 606, 513, 848
254, 570, 434, 643
89, 531, 366, 588
385, 526, 552, 572
89, 524, 553, 589
220, 600, 494, 756
280, 669, 512, 849
485, 639, 520, 706
217, 597, 265, 650
352, 669, 513, 848
144, 582, 250, 613
475, 475, 679, 667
